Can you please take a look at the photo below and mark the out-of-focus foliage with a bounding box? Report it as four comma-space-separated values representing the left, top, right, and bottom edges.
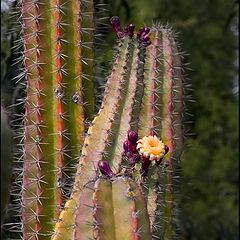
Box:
1, 106, 13, 225
1, 0, 238, 239
1, 0, 21, 109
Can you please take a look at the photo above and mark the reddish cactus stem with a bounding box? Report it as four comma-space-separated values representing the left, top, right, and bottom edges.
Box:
53, 0, 64, 217
35, 2, 43, 232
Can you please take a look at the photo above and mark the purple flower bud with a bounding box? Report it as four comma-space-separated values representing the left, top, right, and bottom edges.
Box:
137, 27, 150, 39
127, 130, 138, 144
123, 140, 132, 153
137, 26, 151, 47
98, 161, 115, 179
124, 24, 135, 38
110, 16, 124, 38
164, 145, 169, 155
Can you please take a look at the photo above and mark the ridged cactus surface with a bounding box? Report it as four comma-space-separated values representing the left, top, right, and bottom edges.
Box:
52, 18, 184, 240
19, 0, 95, 239
52, 176, 151, 240
138, 24, 184, 239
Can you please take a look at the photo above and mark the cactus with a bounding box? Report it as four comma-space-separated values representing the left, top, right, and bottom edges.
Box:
137, 24, 184, 239
52, 174, 152, 240
16, 0, 95, 239
51, 18, 184, 239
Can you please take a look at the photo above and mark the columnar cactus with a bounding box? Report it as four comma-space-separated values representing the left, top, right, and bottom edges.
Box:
51, 18, 184, 240
19, 0, 95, 239
137, 24, 184, 239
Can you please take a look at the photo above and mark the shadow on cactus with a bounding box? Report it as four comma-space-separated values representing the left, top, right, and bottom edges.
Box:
51, 16, 185, 240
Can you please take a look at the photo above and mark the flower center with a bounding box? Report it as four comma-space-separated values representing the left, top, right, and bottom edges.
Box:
148, 139, 158, 148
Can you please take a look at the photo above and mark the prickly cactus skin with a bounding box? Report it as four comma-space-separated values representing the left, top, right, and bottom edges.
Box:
18, 0, 95, 239
52, 176, 152, 240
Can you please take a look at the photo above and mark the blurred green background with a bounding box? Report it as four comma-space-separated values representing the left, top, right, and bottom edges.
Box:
1, 0, 238, 239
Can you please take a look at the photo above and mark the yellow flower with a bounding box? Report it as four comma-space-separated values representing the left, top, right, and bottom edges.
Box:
136, 135, 166, 161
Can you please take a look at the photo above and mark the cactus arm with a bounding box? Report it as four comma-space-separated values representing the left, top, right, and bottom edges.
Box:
52, 0, 85, 206
93, 179, 116, 239
72, 38, 130, 195
161, 29, 184, 240
104, 38, 146, 171
160, 29, 175, 240
61, 39, 131, 238
20, 0, 95, 238
21, 1, 51, 238
81, 0, 95, 120
136, 26, 184, 239
137, 28, 164, 229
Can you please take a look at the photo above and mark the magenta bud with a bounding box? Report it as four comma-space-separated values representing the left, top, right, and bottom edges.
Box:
137, 27, 150, 39
123, 139, 137, 154
98, 161, 115, 178
127, 130, 138, 144
123, 140, 132, 153
110, 16, 124, 38
124, 24, 135, 38
137, 26, 151, 46
164, 145, 169, 155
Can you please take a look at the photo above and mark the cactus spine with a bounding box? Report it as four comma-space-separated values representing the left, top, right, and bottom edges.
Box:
52, 19, 184, 240
20, 0, 95, 238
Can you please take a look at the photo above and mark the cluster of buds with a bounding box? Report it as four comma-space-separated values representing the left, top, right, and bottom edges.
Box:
110, 16, 135, 38
123, 131, 169, 177
110, 16, 151, 47
123, 130, 140, 166
98, 132, 169, 179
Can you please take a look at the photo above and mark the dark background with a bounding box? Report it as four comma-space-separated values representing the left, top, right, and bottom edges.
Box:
1, 0, 239, 239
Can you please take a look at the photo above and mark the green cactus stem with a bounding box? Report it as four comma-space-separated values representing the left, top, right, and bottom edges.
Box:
137, 25, 184, 239
52, 176, 151, 240
20, 0, 95, 238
